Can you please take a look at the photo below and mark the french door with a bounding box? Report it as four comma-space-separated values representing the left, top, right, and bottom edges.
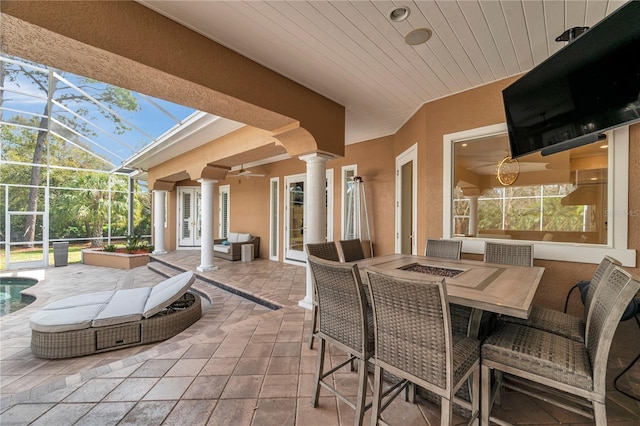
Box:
283, 171, 333, 263
177, 187, 202, 247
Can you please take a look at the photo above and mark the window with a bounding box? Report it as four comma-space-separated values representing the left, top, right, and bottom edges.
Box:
218, 185, 229, 239
443, 123, 634, 266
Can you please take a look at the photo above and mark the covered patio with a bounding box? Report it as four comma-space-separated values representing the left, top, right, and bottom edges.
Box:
1, 255, 638, 425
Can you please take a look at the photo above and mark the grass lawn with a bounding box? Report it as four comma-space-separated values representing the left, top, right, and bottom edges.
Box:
0, 244, 85, 270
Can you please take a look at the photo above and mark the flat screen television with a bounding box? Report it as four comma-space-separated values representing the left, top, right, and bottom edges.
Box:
503, 0, 640, 158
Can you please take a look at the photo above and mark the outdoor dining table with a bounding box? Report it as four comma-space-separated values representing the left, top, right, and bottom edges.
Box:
354, 253, 546, 339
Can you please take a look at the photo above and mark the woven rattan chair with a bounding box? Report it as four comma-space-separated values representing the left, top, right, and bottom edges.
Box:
483, 241, 534, 267
365, 266, 480, 426
305, 242, 341, 350
337, 239, 366, 262
307, 255, 374, 426
424, 238, 462, 259
500, 255, 621, 342
481, 266, 640, 425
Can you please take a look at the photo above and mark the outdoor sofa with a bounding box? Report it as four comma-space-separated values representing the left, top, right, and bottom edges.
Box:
29, 271, 201, 359
213, 232, 260, 261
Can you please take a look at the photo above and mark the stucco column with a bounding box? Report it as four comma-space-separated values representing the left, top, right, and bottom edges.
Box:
298, 153, 331, 310
197, 178, 218, 272
152, 190, 167, 255
468, 196, 478, 237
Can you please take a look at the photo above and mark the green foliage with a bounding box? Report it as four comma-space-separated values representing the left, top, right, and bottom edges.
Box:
125, 234, 143, 253
103, 244, 117, 252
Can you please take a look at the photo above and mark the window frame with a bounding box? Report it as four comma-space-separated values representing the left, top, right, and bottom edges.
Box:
443, 123, 635, 267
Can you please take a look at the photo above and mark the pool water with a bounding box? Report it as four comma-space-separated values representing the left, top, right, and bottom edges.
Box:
0, 277, 38, 317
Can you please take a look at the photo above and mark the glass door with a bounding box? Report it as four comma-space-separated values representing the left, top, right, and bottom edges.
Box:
177, 187, 202, 247
285, 175, 306, 262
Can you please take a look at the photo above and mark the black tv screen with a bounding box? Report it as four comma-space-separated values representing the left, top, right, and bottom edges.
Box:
503, 0, 640, 158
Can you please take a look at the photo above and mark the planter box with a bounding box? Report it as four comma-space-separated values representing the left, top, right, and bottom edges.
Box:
82, 248, 150, 270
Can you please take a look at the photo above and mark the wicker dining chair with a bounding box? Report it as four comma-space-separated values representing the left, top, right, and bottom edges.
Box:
481, 266, 640, 425
305, 242, 341, 349
307, 255, 374, 426
424, 238, 462, 259
500, 255, 621, 343
483, 241, 534, 267
365, 266, 480, 426
337, 238, 366, 262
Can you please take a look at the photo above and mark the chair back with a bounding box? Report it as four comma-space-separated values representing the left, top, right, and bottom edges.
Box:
337, 239, 366, 262
307, 255, 371, 359
425, 239, 462, 259
484, 242, 533, 267
305, 242, 340, 261
583, 255, 621, 322
586, 266, 640, 394
366, 267, 453, 396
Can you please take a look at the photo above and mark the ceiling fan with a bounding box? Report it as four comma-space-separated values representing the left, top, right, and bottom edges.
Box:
227, 164, 265, 178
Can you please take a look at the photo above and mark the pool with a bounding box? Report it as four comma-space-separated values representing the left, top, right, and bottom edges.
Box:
0, 277, 38, 317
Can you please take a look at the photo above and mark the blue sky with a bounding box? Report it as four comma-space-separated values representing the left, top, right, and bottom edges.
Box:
1, 54, 197, 168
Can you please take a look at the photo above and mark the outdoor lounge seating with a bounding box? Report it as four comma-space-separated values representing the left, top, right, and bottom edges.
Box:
30, 271, 201, 359
213, 232, 260, 261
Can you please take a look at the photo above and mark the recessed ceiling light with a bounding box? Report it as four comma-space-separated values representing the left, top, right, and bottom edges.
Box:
389, 6, 410, 22
590, 177, 598, 181
600, 144, 608, 149
404, 28, 432, 46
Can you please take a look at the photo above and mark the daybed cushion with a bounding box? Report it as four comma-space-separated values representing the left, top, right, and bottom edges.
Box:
41, 290, 115, 309
92, 287, 151, 327
30, 304, 109, 333
143, 271, 196, 318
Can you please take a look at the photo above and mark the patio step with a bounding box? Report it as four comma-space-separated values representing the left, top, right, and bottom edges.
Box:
147, 258, 282, 311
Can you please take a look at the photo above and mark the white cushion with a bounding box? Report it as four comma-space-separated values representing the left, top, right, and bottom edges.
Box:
237, 233, 251, 243
30, 303, 107, 332
92, 287, 151, 327
214, 244, 231, 253
143, 271, 195, 318
41, 291, 114, 310
227, 232, 239, 243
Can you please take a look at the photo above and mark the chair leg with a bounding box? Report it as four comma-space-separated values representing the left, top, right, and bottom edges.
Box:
312, 338, 325, 407
440, 396, 452, 426
481, 365, 492, 426
308, 304, 318, 349
592, 401, 607, 425
354, 358, 368, 426
370, 365, 383, 426
470, 365, 480, 426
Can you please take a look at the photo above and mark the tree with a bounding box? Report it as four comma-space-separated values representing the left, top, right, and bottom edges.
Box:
1, 56, 139, 243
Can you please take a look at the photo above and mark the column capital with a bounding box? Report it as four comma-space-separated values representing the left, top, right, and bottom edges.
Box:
197, 178, 217, 185
152, 189, 168, 193
298, 152, 333, 164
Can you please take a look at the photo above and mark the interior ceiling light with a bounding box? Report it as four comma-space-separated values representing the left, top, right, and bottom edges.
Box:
404, 28, 433, 45
389, 6, 410, 22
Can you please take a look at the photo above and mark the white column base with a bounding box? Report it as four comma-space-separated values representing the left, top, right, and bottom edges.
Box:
298, 297, 313, 310
152, 250, 167, 255
197, 264, 219, 272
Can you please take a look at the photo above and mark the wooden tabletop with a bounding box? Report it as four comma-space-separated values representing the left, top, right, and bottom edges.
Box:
354, 254, 545, 319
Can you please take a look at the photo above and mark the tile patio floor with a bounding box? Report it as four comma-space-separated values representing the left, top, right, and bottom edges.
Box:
1, 250, 638, 425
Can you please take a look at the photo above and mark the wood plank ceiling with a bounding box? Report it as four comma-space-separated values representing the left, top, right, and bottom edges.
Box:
138, 0, 626, 145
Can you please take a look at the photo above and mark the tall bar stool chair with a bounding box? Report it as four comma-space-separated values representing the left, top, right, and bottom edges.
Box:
500, 255, 621, 343
307, 255, 374, 426
305, 242, 340, 349
365, 266, 480, 426
424, 238, 462, 259
483, 241, 534, 267
481, 266, 640, 425
337, 238, 366, 262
